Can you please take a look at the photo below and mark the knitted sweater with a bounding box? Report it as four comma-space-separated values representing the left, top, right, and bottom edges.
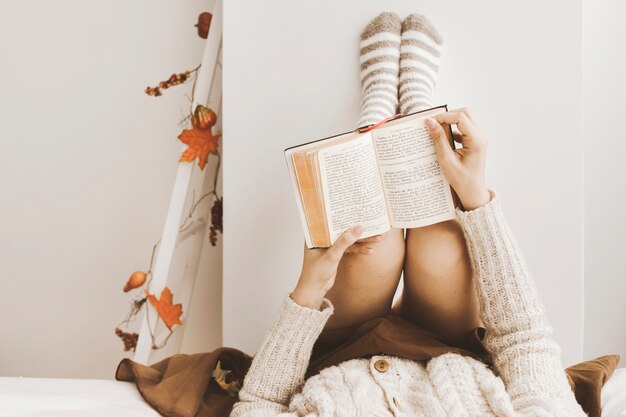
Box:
230, 191, 586, 417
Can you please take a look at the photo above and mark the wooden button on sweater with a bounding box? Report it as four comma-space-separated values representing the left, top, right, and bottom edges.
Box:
374, 359, 390, 373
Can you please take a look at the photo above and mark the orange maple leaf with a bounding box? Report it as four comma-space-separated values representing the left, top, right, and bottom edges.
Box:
177, 126, 221, 170
145, 287, 183, 331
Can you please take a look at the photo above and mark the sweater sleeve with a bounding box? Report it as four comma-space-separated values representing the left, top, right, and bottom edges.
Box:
229, 293, 334, 417
456, 190, 586, 417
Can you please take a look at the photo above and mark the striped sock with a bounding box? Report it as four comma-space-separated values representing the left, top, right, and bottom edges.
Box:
399, 14, 443, 114
357, 12, 402, 128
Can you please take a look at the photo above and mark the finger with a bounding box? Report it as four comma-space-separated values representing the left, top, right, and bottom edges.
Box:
434, 111, 478, 136
356, 235, 381, 244
345, 244, 375, 255
358, 245, 374, 254
425, 118, 459, 165
326, 225, 364, 261
433, 122, 460, 144
448, 107, 479, 128
433, 112, 483, 149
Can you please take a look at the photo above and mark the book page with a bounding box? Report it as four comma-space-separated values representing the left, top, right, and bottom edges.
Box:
318, 134, 390, 244
291, 152, 331, 248
372, 118, 456, 228
286, 130, 368, 248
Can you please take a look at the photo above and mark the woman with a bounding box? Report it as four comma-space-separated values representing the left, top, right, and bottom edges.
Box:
230, 12, 586, 417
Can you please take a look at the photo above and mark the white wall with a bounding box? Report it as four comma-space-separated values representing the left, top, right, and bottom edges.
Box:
0, 0, 220, 378
5, 0, 621, 380
223, 0, 584, 366
583, 0, 626, 361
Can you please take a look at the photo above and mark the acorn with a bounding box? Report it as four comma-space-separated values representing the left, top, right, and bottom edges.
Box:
123, 271, 147, 292
195, 12, 212, 39
192, 105, 217, 130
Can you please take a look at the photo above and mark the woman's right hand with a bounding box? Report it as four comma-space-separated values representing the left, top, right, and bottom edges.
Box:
425, 108, 491, 211
291, 225, 364, 310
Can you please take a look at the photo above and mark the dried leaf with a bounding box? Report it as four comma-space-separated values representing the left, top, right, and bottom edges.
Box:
115, 328, 139, 352
178, 126, 221, 170
145, 70, 191, 97
146, 287, 183, 331
212, 360, 241, 397
209, 197, 222, 246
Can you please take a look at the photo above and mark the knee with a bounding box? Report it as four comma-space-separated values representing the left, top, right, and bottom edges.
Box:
406, 220, 469, 266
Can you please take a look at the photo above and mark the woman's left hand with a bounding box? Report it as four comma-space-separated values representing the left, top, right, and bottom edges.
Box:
344, 234, 381, 255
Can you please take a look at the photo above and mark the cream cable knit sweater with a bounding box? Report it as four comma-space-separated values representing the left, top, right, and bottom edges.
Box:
230, 191, 586, 417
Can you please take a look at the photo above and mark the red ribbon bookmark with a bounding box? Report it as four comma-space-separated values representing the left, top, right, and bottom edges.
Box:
354, 113, 405, 134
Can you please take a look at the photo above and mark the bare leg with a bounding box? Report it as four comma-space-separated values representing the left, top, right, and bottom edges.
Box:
392, 219, 482, 344
389, 13, 481, 343
324, 228, 405, 330
322, 13, 405, 331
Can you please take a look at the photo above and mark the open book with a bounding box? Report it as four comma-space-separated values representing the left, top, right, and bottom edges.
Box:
285, 105, 458, 248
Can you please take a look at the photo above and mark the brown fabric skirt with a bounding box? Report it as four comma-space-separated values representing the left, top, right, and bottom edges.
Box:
306, 311, 491, 379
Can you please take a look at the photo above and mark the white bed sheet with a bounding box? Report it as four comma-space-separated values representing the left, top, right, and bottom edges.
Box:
0, 377, 159, 417
603, 367, 626, 417
0, 369, 625, 416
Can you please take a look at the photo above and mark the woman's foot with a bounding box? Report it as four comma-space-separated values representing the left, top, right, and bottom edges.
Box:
399, 14, 443, 113
357, 12, 402, 128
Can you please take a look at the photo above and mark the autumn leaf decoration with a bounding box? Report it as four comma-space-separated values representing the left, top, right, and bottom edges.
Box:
212, 360, 242, 397
146, 287, 183, 331
178, 105, 220, 170
145, 69, 196, 97
115, 11, 222, 353
195, 12, 212, 39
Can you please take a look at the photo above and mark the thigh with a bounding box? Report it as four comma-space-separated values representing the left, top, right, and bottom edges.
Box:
392, 219, 481, 344
323, 227, 405, 330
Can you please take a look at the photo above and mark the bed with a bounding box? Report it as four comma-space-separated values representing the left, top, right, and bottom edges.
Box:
0, 377, 159, 417
1, 368, 625, 417
602, 367, 626, 417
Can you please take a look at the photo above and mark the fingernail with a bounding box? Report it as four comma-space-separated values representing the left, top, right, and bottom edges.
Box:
425, 118, 437, 129
352, 225, 363, 236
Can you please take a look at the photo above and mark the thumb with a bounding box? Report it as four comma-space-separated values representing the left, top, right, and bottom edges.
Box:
425, 118, 457, 165
326, 225, 363, 261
